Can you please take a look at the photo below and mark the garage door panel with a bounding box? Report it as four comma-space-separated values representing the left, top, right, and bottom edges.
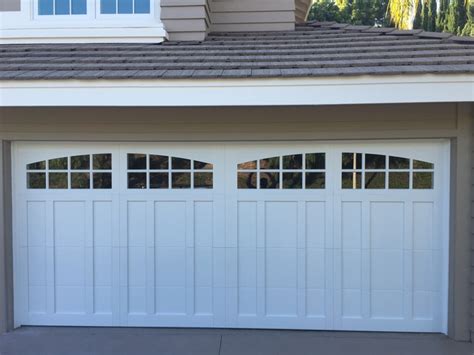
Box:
370, 202, 404, 250
305, 201, 327, 249
26, 201, 46, 247
265, 201, 298, 248
155, 201, 186, 247
413, 202, 435, 249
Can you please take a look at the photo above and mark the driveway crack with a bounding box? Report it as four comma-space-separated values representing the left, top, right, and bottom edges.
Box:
218, 334, 223, 355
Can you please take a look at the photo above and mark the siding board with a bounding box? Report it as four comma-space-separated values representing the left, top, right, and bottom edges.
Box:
161, 0, 313, 40
209, 0, 295, 32
161, 0, 210, 41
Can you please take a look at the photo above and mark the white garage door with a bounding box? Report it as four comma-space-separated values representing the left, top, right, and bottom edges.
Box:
12, 141, 449, 333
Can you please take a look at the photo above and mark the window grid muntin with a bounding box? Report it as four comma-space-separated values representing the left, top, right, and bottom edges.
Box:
126, 153, 213, 190
27, 154, 112, 190
237, 153, 326, 190
100, 0, 151, 14
341, 153, 434, 190
38, 0, 88, 15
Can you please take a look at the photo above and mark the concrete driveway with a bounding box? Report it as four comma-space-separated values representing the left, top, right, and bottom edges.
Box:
0, 327, 472, 355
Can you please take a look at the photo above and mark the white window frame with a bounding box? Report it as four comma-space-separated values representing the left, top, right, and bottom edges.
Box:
0, 0, 166, 44
33, 0, 93, 21
96, 0, 154, 19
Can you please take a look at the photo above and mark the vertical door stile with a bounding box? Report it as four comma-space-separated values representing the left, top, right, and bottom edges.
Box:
256, 199, 266, 319
438, 143, 450, 332
111, 147, 121, 326
118, 146, 129, 326
330, 148, 340, 330
403, 198, 414, 323
224, 145, 237, 327
360, 195, 371, 322
111, 191, 121, 326
211, 145, 227, 327
146, 199, 155, 317
85, 199, 94, 316
185, 197, 195, 319
296, 198, 306, 322
14, 195, 28, 326
45, 199, 56, 316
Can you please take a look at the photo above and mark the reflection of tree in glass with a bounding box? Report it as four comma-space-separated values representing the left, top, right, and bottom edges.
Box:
238, 161, 257, 170
128, 154, 146, 170
27, 161, 46, 170
260, 157, 279, 170
260, 172, 279, 189
93, 173, 112, 189
306, 153, 325, 170
172, 173, 191, 188
93, 154, 112, 170
194, 161, 213, 170
283, 172, 302, 188
48, 157, 68, 170
194, 172, 213, 188
365, 172, 385, 189
283, 155, 302, 169
71, 155, 90, 170
342, 153, 362, 169
413, 172, 433, 189
238, 172, 257, 188
49, 173, 68, 188
27, 172, 46, 188
389, 172, 409, 189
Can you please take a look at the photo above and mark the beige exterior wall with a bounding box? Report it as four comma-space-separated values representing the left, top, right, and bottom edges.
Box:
0, 104, 460, 141
161, 0, 312, 40
161, 0, 211, 41
0, 0, 20, 12
209, 0, 295, 33
0, 141, 12, 335
0, 103, 471, 340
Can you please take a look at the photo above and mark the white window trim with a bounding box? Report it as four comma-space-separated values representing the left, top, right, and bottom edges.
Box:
0, 0, 167, 44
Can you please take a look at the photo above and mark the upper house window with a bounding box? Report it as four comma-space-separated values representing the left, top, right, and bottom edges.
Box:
37, 0, 151, 16
38, 0, 87, 15
100, 0, 150, 14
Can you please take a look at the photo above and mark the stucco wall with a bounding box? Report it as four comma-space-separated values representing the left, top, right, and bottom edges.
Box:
0, 103, 471, 341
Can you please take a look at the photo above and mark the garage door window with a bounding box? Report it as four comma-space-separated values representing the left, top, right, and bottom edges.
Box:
237, 153, 326, 189
127, 153, 213, 189
27, 153, 112, 189
341, 153, 434, 190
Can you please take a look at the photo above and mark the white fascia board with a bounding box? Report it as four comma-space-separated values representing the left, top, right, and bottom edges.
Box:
0, 74, 473, 107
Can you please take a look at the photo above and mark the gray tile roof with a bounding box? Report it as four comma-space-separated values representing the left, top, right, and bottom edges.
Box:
1, 21, 474, 80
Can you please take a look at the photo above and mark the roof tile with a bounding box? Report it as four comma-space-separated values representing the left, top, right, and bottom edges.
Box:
1, 22, 473, 80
